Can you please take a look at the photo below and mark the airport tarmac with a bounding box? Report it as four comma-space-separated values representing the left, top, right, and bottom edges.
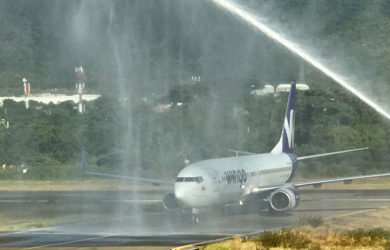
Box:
0, 189, 389, 248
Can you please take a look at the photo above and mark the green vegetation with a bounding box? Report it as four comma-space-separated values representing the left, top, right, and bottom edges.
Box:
204, 228, 390, 249
204, 206, 390, 249
0, 180, 169, 191
0, 1, 389, 180
253, 229, 312, 249
0, 78, 389, 180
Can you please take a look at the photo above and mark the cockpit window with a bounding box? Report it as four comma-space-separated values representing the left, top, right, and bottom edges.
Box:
176, 177, 185, 182
195, 177, 203, 183
175, 176, 204, 183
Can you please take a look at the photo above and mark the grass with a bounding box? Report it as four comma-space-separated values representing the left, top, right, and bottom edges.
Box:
50, 248, 171, 250
203, 237, 258, 250
254, 229, 312, 249
204, 206, 390, 250
0, 179, 170, 191
0, 213, 102, 231
204, 228, 390, 250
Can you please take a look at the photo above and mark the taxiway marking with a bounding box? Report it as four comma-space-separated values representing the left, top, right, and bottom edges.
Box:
21, 234, 116, 249
302, 198, 390, 202
0, 214, 137, 236
325, 205, 390, 220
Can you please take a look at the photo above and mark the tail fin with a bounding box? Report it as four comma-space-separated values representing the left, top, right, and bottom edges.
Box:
271, 81, 296, 154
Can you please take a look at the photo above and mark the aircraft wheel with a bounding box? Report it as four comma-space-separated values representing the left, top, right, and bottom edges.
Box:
192, 214, 200, 224
267, 203, 288, 216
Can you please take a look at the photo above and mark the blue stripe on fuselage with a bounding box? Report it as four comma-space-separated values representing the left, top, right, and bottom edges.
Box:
286, 153, 298, 182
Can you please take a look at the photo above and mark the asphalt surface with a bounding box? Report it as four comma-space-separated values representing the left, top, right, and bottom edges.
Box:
0, 189, 389, 248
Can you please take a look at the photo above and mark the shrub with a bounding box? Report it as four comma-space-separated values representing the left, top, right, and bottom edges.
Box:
327, 228, 389, 247
253, 229, 311, 249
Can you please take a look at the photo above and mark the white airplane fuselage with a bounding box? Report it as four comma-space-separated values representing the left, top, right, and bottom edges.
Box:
174, 153, 294, 208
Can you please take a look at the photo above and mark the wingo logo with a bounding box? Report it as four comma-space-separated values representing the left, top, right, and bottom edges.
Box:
224, 169, 247, 184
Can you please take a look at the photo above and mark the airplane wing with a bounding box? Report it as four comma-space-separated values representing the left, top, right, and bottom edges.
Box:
81, 150, 174, 186
293, 172, 390, 188
243, 185, 281, 196
297, 147, 368, 160
246, 172, 390, 195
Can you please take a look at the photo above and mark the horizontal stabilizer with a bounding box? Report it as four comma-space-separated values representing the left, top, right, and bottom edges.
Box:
297, 147, 368, 161
228, 149, 255, 156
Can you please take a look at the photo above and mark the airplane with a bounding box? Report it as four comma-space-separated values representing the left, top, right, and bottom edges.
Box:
81, 82, 390, 223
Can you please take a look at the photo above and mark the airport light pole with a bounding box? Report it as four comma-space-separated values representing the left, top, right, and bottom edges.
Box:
75, 66, 85, 113
23, 78, 30, 109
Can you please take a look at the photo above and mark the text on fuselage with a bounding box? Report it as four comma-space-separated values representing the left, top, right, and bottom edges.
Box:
223, 169, 247, 184
222, 167, 291, 184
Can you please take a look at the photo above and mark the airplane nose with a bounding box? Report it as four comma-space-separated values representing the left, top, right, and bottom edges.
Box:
174, 184, 186, 201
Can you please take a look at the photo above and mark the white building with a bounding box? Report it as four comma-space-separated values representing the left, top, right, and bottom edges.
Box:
251, 84, 275, 96
0, 94, 101, 105
276, 83, 310, 93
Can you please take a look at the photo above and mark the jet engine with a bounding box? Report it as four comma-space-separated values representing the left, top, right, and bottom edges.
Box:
269, 188, 300, 212
162, 192, 179, 210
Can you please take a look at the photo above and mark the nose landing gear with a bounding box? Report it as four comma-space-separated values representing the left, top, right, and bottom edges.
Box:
191, 208, 200, 224
192, 214, 200, 224
180, 207, 201, 224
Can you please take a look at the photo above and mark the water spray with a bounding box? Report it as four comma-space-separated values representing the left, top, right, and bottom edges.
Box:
212, 0, 390, 120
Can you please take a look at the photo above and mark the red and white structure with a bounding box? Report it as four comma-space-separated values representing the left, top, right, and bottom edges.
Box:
23, 78, 30, 109
1, 70, 99, 110
75, 66, 85, 113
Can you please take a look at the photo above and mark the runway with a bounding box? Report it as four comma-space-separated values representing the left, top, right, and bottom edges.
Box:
0, 189, 389, 248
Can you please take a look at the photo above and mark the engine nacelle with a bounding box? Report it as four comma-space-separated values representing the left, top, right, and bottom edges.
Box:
162, 192, 179, 210
269, 188, 300, 212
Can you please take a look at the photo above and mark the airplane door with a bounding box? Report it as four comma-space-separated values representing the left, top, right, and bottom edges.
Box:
213, 176, 220, 193
209, 169, 220, 193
